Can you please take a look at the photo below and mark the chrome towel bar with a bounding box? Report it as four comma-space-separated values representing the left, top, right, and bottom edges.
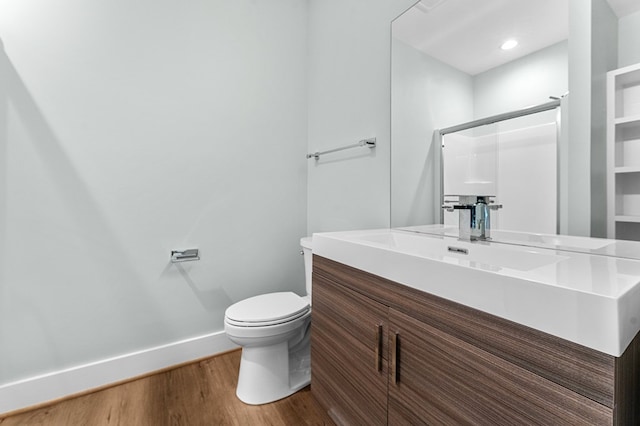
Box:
171, 248, 200, 263
307, 137, 376, 160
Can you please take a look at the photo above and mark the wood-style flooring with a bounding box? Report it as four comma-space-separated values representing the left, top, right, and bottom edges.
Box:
0, 350, 334, 426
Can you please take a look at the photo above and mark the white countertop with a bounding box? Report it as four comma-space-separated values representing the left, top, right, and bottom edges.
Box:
312, 227, 640, 357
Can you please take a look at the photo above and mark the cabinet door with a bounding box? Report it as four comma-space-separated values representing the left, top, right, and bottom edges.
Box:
311, 273, 389, 426
388, 309, 611, 425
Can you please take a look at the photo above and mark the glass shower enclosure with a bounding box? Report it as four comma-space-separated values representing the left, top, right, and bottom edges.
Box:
439, 101, 561, 234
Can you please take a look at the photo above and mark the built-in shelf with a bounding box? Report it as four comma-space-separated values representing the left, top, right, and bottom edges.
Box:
615, 166, 640, 174
615, 215, 640, 223
608, 62, 640, 240
615, 115, 640, 127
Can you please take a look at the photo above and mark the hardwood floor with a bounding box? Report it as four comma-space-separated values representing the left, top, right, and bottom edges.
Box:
0, 350, 334, 426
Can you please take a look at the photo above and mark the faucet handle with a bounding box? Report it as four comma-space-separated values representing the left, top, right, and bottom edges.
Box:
442, 201, 475, 212
442, 204, 475, 211
442, 195, 484, 211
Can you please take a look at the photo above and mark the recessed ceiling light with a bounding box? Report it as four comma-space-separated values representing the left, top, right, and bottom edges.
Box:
501, 39, 518, 50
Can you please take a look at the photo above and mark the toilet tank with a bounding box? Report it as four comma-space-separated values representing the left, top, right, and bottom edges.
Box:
300, 237, 313, 298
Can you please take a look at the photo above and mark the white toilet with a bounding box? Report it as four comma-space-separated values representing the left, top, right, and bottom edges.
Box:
224, 237, 313, 405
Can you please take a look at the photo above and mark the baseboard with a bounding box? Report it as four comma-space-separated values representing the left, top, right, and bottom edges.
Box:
0, 331, 238, 415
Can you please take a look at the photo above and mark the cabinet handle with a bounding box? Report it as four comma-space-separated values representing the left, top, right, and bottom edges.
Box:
391, 331, 400, 384
375, 324, 383, 372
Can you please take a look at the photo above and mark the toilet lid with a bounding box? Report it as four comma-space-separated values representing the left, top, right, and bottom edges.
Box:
225, 292, 310, 326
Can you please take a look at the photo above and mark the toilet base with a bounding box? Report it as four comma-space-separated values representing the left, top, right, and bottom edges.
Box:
236, 337, 311, 405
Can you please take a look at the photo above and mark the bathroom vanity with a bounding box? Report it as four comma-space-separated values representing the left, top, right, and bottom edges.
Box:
310, 228, 640, 425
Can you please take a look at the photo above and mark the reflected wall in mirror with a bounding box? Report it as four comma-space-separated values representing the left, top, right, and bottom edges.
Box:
391, 0, 640, 238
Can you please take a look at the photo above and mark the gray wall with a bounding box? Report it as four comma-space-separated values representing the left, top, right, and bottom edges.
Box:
591, 0, 618, 238
391, 38, 474, 227
474, 41, 569, 119
568, 0, 593, 237
619, 10, 640, 67
567, 0, 618, 238
0, 0, 308, 386
567, 0, 617, 237
307, 0, 415, 234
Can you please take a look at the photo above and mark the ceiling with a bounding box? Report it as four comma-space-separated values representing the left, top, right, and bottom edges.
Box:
393, 0, 640, 76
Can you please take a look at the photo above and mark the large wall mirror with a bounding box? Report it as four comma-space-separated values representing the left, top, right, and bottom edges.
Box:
390, 0, 640, 238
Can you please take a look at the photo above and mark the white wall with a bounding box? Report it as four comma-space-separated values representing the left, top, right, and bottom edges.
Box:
0, 0, 307, 408
306, 0, 415, 234
391, 38, 473, 227
474, 41, 569, 119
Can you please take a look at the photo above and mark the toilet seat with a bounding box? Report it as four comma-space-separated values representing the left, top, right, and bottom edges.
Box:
225, 292, 310, 327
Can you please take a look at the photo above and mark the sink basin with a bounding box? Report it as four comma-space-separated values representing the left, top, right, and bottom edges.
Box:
399, 224, 614, 252
356, 232, 567, 272
400, 224, 640, 262
312, 228, 640, 357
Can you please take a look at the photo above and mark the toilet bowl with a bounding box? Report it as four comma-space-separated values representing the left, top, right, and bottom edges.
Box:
224, 237, 313, 405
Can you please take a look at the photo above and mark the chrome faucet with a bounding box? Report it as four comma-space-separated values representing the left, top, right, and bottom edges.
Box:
442, 195, 502, 241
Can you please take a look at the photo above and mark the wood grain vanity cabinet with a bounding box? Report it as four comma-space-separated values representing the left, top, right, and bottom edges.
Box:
311, 268, 389, 425
310, 255, 640, 425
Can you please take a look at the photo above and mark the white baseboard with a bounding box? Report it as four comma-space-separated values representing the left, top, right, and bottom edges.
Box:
0, 331, 238, 415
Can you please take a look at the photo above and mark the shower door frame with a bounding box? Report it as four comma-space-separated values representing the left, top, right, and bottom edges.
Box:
434, 98, 563, 232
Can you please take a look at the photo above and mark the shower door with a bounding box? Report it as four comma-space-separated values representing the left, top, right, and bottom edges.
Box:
442, 109, 558, 234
